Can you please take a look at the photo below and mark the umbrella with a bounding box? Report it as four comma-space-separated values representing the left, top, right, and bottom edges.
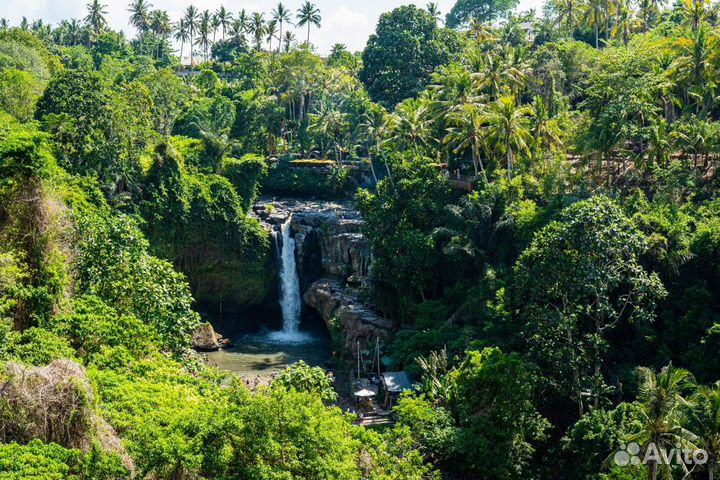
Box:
354, 388, 376, 397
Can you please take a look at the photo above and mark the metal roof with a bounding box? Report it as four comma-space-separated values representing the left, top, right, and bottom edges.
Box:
381, 371, 414, 393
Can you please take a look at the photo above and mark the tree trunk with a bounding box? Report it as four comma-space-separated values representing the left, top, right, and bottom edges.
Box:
648, 459, 657, 480
595, 25, 599, 48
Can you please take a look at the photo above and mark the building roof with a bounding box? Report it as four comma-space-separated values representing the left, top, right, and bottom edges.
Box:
382, 371, 414, 393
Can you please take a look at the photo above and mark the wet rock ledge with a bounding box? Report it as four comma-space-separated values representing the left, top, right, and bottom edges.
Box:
252, 198, 391, 348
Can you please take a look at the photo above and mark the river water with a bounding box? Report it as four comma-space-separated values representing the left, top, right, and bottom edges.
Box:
203, 305, 331, 377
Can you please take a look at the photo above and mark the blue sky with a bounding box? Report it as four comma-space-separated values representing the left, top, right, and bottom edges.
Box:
1, 0, 546, 54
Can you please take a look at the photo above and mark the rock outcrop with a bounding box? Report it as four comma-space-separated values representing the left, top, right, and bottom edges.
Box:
191, 322, 230, 351
303, 278, 392, 352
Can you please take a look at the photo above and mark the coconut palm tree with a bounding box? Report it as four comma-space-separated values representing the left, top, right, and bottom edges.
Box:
692, 383, 720, 480
612, 0, 637, 46
266, 19, 278, 51
272, 3, 293, 53
630, 365, 696, 480
308, 102, 348, 161
358, 103, 393, 185
195, 10, 211, 62
215, 6, 232, 40
680, 0, 708, 31
444, 102, 488, 183
128, 0, 152, 34
150, 10, 171, 59
283, 31, 296, 52
296, 1, 321, 45
638, 0, 664, 32
552, 0, 581, 30
482, 95, 532, 178
174, 19, 189, 63
426, 2, 442, 24
85, 0, 108, 36
584, 0, 606, 47
210, 12, 220, 44
184, 5, 199, 65
250, 12, 266, 51
389, 99, 431, 150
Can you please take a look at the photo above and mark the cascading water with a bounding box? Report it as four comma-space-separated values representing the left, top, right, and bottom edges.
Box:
272, 217, 305, 341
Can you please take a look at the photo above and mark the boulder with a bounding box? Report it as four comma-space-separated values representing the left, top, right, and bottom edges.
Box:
191, 322, 223, 351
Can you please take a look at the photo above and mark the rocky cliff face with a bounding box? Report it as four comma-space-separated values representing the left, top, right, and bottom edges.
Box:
253, 198, 390, 350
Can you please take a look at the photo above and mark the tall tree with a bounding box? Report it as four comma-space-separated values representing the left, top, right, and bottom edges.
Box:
184, 5, 199, 65
360, 5, 462, 107
266, 19, 278, 51
195, 10, 211, 62
174, 18, 189, 62
692, 383, 720, 480
296, 1, 321, 45
250, 12, 265, 51
215, 5, 232, 41
631, 365, 696, 480
481, 95, 531, 177
85, 0, 108, 36
427, 2, 443, 23
584, 0, 606, 48
149, 9, 171, 59
128, 0, 152, 35
443, 102, 488, 182
445, 0, 520, 27
272, 3, 292, 52
283, 31, 296, 52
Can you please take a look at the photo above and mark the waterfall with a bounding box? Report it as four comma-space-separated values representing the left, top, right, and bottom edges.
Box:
277, 217, 302, 334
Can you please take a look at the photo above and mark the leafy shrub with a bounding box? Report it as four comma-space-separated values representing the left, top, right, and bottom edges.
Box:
0, 440, 128, 480
261, 162, 354, 198
49, 295, 158, 363
271, 360, 338, 403
75, 213, 200, 353
220, 154, 267, 211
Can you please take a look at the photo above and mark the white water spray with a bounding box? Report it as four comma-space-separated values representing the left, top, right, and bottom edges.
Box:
277, 217, 302, 335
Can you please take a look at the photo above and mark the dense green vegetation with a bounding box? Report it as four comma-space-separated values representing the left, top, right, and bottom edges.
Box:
3, 0, 720, 478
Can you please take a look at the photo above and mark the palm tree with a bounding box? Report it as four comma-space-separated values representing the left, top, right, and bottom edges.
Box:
358, 103, 392, 185
584, 0, 606, 48
296, 1, 321, 45
215, 6, 232, 40
389, 99, 431, 150
528, 96, 563, 172
266, 19, 278, 51
184, 5, 199, 65
128, 0, 152, 34
426, 2, 442, 24
250, 12, 266, 51
150, 10, 171, 59
283, 31, 296, 52
482, 95, 532, 178
692, 383, 720, 480
85, 0, 108, 36
174, 19, 189, 63
638, 0, 664, 32
195, 10, 211, 62
308, 102, 348, 161
680, 0, 708, 31
272, 3, 293, 53
0, 18, 8, 30
210, 12, 220, 44
444, 102, 488, 183
631, 365, 696, 480
612, 0, 636, 46
553, 0, 581, 30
